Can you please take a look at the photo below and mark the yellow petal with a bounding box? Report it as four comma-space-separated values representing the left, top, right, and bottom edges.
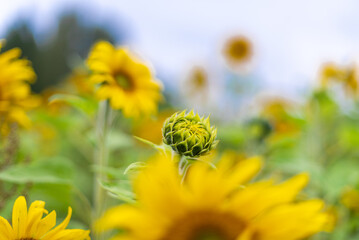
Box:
134, 155, 186, 220
47, 229, 90, 240
254, 200, 328, 240
42, 207, 72, 240
8, 108, 31, 128
34, 211, 57, 238
0, 217, 15, 239
185, 156, 262, 207
96, 205, 144, 232
229, 173, 309, 221
26, 200, 48, 237
12, 196, 28, 238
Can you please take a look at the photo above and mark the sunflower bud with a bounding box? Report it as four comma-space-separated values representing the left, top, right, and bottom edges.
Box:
162, 110, 218, 158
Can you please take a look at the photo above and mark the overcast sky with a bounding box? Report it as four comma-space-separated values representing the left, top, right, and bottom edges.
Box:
1, 0, 359, 96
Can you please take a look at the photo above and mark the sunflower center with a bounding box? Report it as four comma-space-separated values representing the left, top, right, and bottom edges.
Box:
19, 238, 36, 240
115, 72, 134, 91
161, 210, 245, 240
230, 42, 248, 59
192, 69, 207, 88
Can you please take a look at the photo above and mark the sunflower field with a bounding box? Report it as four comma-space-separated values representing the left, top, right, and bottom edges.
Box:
0, 2, 359, 240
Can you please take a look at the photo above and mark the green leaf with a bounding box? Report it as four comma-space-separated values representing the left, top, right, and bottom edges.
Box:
0, 157, 74, 184
134, 136, 165, 152
107, 131, 134, 150
124, 162, 146, 175
91, 165, 128, 180
100, 181, 135, 203
320, 160, 359, 202
49, 94, 97, 116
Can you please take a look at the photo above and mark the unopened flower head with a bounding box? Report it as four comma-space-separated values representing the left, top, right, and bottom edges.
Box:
162, 110, 218, 158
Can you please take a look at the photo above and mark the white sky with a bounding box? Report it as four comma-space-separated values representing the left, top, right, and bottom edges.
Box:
1, 0, 359, 95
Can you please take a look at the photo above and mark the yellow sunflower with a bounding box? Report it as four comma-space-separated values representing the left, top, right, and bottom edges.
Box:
96, 154, 328, 240
87, 41, 162, 118
223, 35, 252, 66
0, 196, 90, 240
320, 62, 359, 96
0, 47, 39, 134
133, 109, 175, 145
341, 188, 359, 212
185, 66, 208, 95
66, 68, 94, 96
260, 98, 301, 139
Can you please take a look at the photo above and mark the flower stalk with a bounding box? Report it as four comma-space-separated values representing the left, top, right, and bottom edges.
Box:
93, 100, 110, 240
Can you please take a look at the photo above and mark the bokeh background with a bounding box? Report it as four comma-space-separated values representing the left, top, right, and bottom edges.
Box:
2, 1, 359, 239
2, 0, 359, 95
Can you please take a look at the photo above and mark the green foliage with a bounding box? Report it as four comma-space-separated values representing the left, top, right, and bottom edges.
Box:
0, 157, 73, 184
49, 94, 97, 117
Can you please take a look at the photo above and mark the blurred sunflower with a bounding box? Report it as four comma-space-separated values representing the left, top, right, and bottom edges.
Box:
341, 188, 359, 212
40, 88, 70, 116
97, 154, 328, 240
87, 41, 162, 118
320, 62, 359, 96
66, 67, 94, 96
223, 35, 252, 66
0, 46, 39, 134
185, 66, 208, 95
260, 98, 302, 139
0, 196, 90, 240
133, 110, 174, 145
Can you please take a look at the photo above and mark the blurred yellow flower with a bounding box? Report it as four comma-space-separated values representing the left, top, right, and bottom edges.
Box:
261, 98, 301, 138
0, 46, 39, 134
97, 155, 328, 240
66, 68, 94, 96
133, 110, 174, 145
0, 196, 90, 240
324, 206, 338, 232
320, 62, 359, 96
41, 88, 70, 116
341, 188, 359, 212
87, 41, 162, 118
185, 66, 208, 95
223, 35, 252, 66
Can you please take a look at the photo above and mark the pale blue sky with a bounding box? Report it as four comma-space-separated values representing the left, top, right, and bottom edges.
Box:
1, 0, 359, 96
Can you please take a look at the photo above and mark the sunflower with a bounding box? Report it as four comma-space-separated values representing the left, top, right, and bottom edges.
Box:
320, 62, 359, 96
185, 66, 208, 95
96, 154, 328, 240
0, 196, 90, 240
133, 110, 174, 145
87, 41, 162, 118
341, 188, 359, 212
260, 98, 301, 138
223, 36, 252, 66
0, 46, 39, 134
66, 67, 94, 96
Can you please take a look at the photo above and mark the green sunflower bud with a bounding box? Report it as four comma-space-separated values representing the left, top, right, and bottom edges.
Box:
162, 110, 218, 158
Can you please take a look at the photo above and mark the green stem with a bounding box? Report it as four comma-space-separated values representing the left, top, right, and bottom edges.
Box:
179, 156, 193, 184
93, 100, 110, 240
